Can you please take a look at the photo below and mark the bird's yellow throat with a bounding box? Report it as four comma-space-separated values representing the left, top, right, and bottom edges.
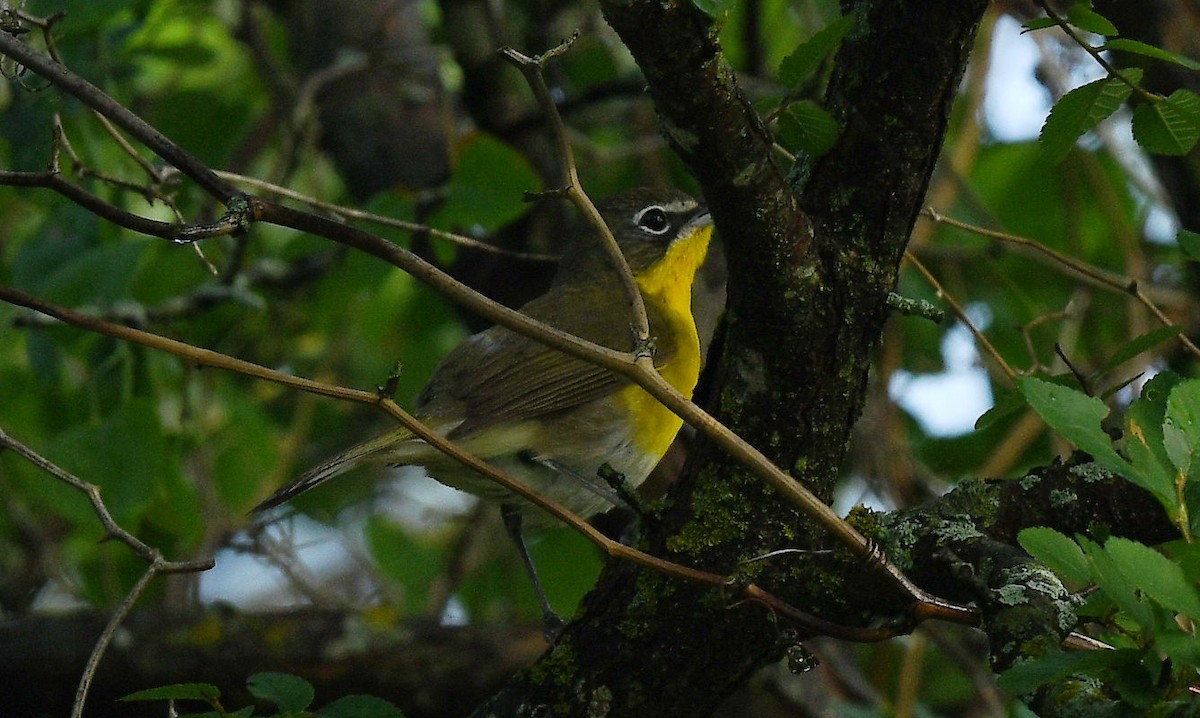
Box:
621, 223, 714, 457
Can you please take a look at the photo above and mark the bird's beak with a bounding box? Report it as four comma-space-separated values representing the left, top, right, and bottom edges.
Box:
685, 206, 713, 232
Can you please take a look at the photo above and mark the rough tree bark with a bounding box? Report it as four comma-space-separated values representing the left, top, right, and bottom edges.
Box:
476, 1, 993, 715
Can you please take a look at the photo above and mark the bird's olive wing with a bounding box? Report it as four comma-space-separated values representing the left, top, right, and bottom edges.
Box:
416, 287, 677, 438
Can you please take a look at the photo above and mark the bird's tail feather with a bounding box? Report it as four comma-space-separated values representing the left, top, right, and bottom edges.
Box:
251, 426, 416, 514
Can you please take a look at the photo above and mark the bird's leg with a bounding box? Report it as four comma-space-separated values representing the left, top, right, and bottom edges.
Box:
500, 503, 566, 642
596, 462, 651, 519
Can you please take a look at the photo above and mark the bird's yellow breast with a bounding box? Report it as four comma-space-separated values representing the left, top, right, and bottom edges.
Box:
618, 224, 713, 459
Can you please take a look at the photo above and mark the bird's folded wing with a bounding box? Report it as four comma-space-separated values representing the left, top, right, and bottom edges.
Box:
418, 289, 677, 438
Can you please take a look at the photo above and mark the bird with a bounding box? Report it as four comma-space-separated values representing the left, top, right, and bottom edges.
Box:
253, 187, 714, 635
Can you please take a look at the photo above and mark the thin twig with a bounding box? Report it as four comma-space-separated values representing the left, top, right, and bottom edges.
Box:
215, 170, 557, 263
0, 427, 212, 718
499, 37, 654, 357
0, 168, 241, 241
903, 251, 1017, 382
921, 208, 1200, 361
0, 30, 240, 202
0, 284, 968, 638
0, 427, 212, 573
91, 110, 165, 184
1031, 0, 1160, 104
72, 567, 156, 718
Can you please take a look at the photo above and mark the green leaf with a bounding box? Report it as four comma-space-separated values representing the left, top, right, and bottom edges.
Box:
1066, 3, 1118, 36
213, 398, 282, 512
1164, 380, 1200, 480
1157, 629, 1200, 668
1132, 90, 1200, 156
1040, 73, 1139, 163
1110, 648, 1165, 707
1105, 537, 1200, 619
1021, 17, 1059, 32
1179, 229, 1200, 261
432, 134, 539, 233
997, 650, 1111, 695
365, 516, 446, 613
690, 0, 735, 16
1124, 373, 1186, 508
46, 398, 185, 528
1098, 325, 1182, 375
1017, 377, 1128, 474
120, 683, 221, 703
974, 387, 1028, 432
1018, 527, 1089, 585
777, 101, 841, 157
778, 14, 856, 87
319, 695, 407, 718
1080, 536, 1155, 629
246, 672, 315, 713
1105, 38, 1200, 71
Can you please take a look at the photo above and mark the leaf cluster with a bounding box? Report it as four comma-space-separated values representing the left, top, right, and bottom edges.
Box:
1032, 1, 1200, 160
1010, 374, 1200, 705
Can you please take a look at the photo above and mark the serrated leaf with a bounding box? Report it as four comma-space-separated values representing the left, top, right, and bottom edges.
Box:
319, 695, 408, 718
120, 683, 221, 703
1164, 380, 1200, 479
1017, 377, 1129, 475
778, 14, 856, 87
777, 101, 841, 157
1105, 537, 1200, 619
1106, 38, 1200, 71
1066, 3, 1118, 36
1124, 419, 1183, 508
1098, 326, 1182, 375
1040, 73, 1139, 163
1080, 536, 1155, 629
1124, 373, 1186, 508
1018, 527, 1090, 585
1179, 229, 1200, 261
247, 672, 315, 713
1132, 90, 1200, 156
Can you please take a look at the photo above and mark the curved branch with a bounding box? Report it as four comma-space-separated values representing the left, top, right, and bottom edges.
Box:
0, 427, 213, 718
0, 284, 918, 642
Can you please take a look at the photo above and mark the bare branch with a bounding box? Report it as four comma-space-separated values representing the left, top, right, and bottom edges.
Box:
499, 37, 654, 356
0, 284, 968, 639
920, 208, 1200, 361
0, 426, 212, 718
215, 170, 557, 263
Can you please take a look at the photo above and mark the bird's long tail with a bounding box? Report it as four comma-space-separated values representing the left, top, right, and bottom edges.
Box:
250, 426, 416, 514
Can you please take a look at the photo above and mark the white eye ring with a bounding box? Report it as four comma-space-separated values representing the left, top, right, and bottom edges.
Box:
634, 205, 671, 235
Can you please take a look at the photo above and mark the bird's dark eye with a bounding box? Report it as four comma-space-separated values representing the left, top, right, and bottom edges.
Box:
634, 206, 671, 235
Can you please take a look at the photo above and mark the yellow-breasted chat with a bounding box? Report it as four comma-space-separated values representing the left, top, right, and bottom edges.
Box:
255, 187, 712, 518
252, 187, 714, 633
